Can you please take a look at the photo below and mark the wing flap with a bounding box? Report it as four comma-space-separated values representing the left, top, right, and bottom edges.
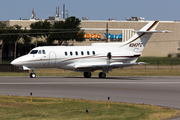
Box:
75, 62, 136, 69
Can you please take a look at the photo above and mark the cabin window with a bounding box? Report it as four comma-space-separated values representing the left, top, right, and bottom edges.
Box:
30, 50, 38, 54
75, 51, 78, 55
81, 51, 84, 55
38, 50, 41, 54
65, 52, 68, 56
42, 50, 46, 54
92, 51, 95, 55
107, 52, 112, 60
87, 51, 90, 55
70, 51, 73, 56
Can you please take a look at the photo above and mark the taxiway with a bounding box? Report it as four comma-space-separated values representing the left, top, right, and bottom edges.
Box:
0, 76, 180, 119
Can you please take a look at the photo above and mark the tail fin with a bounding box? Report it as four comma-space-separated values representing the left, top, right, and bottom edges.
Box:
121, 21, 160, 53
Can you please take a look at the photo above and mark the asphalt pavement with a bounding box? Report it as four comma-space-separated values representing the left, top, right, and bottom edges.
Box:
0, 76, 180, 119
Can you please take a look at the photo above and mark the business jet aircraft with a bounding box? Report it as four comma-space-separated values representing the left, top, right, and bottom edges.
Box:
11, 21, 170, 78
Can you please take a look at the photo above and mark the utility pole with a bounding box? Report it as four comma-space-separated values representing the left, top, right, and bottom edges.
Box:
106, 23, 108, 42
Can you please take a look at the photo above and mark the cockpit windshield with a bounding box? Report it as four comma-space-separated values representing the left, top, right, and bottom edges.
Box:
30, 50, 38, 54
29, 50, 46, 54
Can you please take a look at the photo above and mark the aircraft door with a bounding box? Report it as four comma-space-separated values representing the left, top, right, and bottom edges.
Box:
48, 52, 56, 67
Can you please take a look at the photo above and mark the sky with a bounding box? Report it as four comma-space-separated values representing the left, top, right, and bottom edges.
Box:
0, 0, 180, 21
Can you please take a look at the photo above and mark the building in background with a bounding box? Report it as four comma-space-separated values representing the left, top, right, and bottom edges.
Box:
2, 6, 180, 57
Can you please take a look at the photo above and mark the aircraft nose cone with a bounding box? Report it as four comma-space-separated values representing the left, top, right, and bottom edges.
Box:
11, 55, 29, 67
11, 59, 18, 66
11, 58, 22, 66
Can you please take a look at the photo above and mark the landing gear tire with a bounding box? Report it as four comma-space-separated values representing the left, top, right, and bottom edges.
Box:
30, 73, 36, 78
83, 72, 92, 78
99, 72, 106, 78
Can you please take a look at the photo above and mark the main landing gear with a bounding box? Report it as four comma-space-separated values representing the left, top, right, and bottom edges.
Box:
83, 72, 92, 78
30, 70, 36, 78
98, 72, 106, 78
83, 72, 106, 78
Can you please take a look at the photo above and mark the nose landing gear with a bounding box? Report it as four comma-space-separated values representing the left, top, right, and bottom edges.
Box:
30, 70, 36, 78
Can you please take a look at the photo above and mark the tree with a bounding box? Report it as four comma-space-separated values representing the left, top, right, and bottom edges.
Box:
41, 20, 51, 38
13, 25, 33, 59
0, 22, 33, 62
46, 16, 85, 45
0, 21, 7, 63
18, 35, 32, 55
30, 20, 51, 47
0, 22, 15, 63
12, 25, 23, 59
7, 25, 32, 59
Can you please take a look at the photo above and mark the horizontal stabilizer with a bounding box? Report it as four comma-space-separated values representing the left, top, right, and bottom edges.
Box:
133, 30, 172, 33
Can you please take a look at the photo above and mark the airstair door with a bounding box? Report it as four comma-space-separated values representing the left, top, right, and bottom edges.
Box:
48, 52, 56, 67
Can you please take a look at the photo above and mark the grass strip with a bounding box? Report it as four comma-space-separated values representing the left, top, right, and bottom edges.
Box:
0, 95, 179, 120
1, 68, 180, 76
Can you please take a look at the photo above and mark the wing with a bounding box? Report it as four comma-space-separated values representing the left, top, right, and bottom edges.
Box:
74, 62, 137, 72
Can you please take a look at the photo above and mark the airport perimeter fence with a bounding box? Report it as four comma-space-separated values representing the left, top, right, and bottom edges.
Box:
128, 60, 180, 69
0, 64, 26, 72
0, 60, 180, 72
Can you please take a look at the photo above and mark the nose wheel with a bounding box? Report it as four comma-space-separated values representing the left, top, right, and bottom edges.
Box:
30, 73, 36, 78
30, 70, 36, 78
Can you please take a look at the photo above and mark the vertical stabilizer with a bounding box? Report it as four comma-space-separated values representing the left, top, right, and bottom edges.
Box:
121, 21, 159, 53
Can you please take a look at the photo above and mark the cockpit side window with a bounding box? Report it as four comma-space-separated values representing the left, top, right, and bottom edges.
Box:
30, 50, 38, 54
42, 50, 46, 54
38, 50, 41, 54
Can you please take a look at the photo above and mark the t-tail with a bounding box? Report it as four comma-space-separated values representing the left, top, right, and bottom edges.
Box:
121, 21, 161, 53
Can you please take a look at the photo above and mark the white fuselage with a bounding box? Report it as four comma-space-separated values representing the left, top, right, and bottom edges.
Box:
11, 44, 140, 72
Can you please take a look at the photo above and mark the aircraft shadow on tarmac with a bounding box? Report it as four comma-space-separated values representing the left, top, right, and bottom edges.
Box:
63, 76, 142, 80
24, 76, 144, 80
